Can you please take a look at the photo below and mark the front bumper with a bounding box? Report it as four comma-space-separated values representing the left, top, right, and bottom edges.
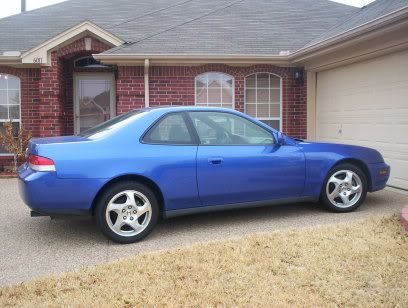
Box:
368, 162, 390, 192
18, 163, 105, 216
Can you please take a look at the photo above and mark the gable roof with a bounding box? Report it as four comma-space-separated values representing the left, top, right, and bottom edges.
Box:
304, 0, 408, 47
0, 0, 357, 56
0, 0, 406, 59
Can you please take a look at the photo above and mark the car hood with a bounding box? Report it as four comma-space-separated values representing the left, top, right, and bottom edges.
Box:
298, 141, 384, 164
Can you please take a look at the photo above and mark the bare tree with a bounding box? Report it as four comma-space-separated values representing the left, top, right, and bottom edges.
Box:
0, 121, 32, 173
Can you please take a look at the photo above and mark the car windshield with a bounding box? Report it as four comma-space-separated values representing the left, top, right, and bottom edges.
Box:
79, 109, 145, 138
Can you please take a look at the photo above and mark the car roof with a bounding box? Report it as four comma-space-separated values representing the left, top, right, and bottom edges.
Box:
142, 106, 241, 113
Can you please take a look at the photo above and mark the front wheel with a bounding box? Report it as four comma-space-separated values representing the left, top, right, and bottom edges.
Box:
95, 181, 159, 244
321, 163, 368, 212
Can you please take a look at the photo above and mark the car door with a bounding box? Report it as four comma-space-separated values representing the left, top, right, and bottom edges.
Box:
188, 111, 305, 206
140, 112, 200, 211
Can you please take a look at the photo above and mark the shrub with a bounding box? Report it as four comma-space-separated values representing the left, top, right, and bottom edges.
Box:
0, 121, 32, 173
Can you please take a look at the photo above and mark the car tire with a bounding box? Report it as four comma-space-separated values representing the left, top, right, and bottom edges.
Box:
95, 181, 159, 244
320, 163, 368, 213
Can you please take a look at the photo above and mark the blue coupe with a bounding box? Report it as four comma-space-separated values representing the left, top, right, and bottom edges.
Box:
18, 107, 390, 243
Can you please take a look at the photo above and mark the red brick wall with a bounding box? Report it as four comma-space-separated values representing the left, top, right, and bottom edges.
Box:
116, 64, 307, 139
116, 66, 145, 114
38, 54, 65, 136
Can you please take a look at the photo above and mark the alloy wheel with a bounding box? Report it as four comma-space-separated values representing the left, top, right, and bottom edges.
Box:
325, 169, 363, 208
105, 190, 152, 237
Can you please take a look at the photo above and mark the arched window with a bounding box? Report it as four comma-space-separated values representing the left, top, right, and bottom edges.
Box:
0, 74, 20, 154
245, 73, 281, 130
195, 72, 234, 108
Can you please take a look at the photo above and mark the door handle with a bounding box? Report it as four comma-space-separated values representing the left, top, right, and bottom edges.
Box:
208, 157, 224, 165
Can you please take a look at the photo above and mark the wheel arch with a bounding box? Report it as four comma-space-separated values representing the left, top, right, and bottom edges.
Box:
330, 158, 372, 190
91, 174, 165, 216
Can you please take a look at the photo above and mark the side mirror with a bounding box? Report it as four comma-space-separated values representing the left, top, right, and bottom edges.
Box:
276, 132, 285, 146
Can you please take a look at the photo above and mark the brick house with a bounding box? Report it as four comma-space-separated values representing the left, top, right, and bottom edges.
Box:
0, 0, 407, 189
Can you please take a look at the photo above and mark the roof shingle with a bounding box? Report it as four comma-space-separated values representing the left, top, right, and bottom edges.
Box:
1, 0, 404, 56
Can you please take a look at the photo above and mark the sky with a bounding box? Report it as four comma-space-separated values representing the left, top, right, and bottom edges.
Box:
0, 0, 377, 19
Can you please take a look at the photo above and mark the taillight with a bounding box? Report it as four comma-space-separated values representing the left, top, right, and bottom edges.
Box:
28, 154, 56, 172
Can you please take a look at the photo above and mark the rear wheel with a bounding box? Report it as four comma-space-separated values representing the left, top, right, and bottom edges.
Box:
95, 181, 159, 244
321, 163, 367, 212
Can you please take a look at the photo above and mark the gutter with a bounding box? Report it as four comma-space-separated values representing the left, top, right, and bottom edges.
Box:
0, 51, 22, 65
0, 56, 21, 65
92, 53, 291, 65
144, 59, 149, 107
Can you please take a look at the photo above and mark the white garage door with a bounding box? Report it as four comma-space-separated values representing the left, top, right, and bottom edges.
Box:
316, 49, 408, 190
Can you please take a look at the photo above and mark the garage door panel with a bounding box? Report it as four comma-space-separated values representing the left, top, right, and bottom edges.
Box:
388, 158, 408, 189
316, 123, 340, 140
316, 49, 408, 190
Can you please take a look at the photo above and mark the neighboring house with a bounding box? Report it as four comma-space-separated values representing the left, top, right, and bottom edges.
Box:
0, 0, 407, 190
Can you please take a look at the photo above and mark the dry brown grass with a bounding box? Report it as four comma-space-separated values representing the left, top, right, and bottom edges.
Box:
1, 216, 407, 307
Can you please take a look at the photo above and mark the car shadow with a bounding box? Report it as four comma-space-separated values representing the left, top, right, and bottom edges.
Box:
163, 201, 322, 228
41, 191, 400, 246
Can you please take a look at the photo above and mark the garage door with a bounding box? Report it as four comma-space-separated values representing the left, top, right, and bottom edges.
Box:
316, 49, 408, 190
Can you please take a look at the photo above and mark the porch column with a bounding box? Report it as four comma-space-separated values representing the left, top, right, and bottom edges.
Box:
38, 52, 65, 137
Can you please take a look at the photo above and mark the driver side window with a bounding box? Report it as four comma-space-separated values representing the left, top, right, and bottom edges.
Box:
188, 111, 274, 145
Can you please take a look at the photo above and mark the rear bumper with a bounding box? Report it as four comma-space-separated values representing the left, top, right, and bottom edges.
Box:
368, 162, 390, 192
18, 163, 105, 216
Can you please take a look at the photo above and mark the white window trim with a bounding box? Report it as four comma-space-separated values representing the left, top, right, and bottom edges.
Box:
194, 72, 235, 109
0, 74, 21, 156
244, 72, 282, 131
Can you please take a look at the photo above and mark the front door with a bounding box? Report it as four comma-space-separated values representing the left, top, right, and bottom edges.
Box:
74, 73, 115, 134
188, 111, 305, 206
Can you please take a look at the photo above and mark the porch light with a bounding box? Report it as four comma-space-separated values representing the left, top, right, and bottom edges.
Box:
293, 68, 304, 86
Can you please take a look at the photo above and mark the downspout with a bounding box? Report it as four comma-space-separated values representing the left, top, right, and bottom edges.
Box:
144, 59, 150, 107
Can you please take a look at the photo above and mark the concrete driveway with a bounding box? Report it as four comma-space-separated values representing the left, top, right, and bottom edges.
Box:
0, 178, 407, 287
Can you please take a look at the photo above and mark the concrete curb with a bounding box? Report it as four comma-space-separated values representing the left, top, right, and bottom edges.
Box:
401, 206, 408, 232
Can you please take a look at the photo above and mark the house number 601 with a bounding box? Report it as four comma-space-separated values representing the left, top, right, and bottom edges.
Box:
33, 57, 43, 64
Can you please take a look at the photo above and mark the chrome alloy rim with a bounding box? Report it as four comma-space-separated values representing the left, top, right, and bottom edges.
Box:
326, 170, 363, 208
106, 190, 152, 237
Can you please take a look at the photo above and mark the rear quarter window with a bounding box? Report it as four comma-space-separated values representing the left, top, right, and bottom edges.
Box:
142, 113, 194, 145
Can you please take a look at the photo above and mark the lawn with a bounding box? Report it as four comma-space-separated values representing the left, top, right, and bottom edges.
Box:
1, 216, 407, 307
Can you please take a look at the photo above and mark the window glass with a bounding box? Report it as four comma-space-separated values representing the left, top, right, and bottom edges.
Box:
189, 111, 274, 145
195, 73, 234, 108
245, 73, 281, 130
0, 74, 20, 154
79, 109, 144, 138
144, 113, 193, 144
